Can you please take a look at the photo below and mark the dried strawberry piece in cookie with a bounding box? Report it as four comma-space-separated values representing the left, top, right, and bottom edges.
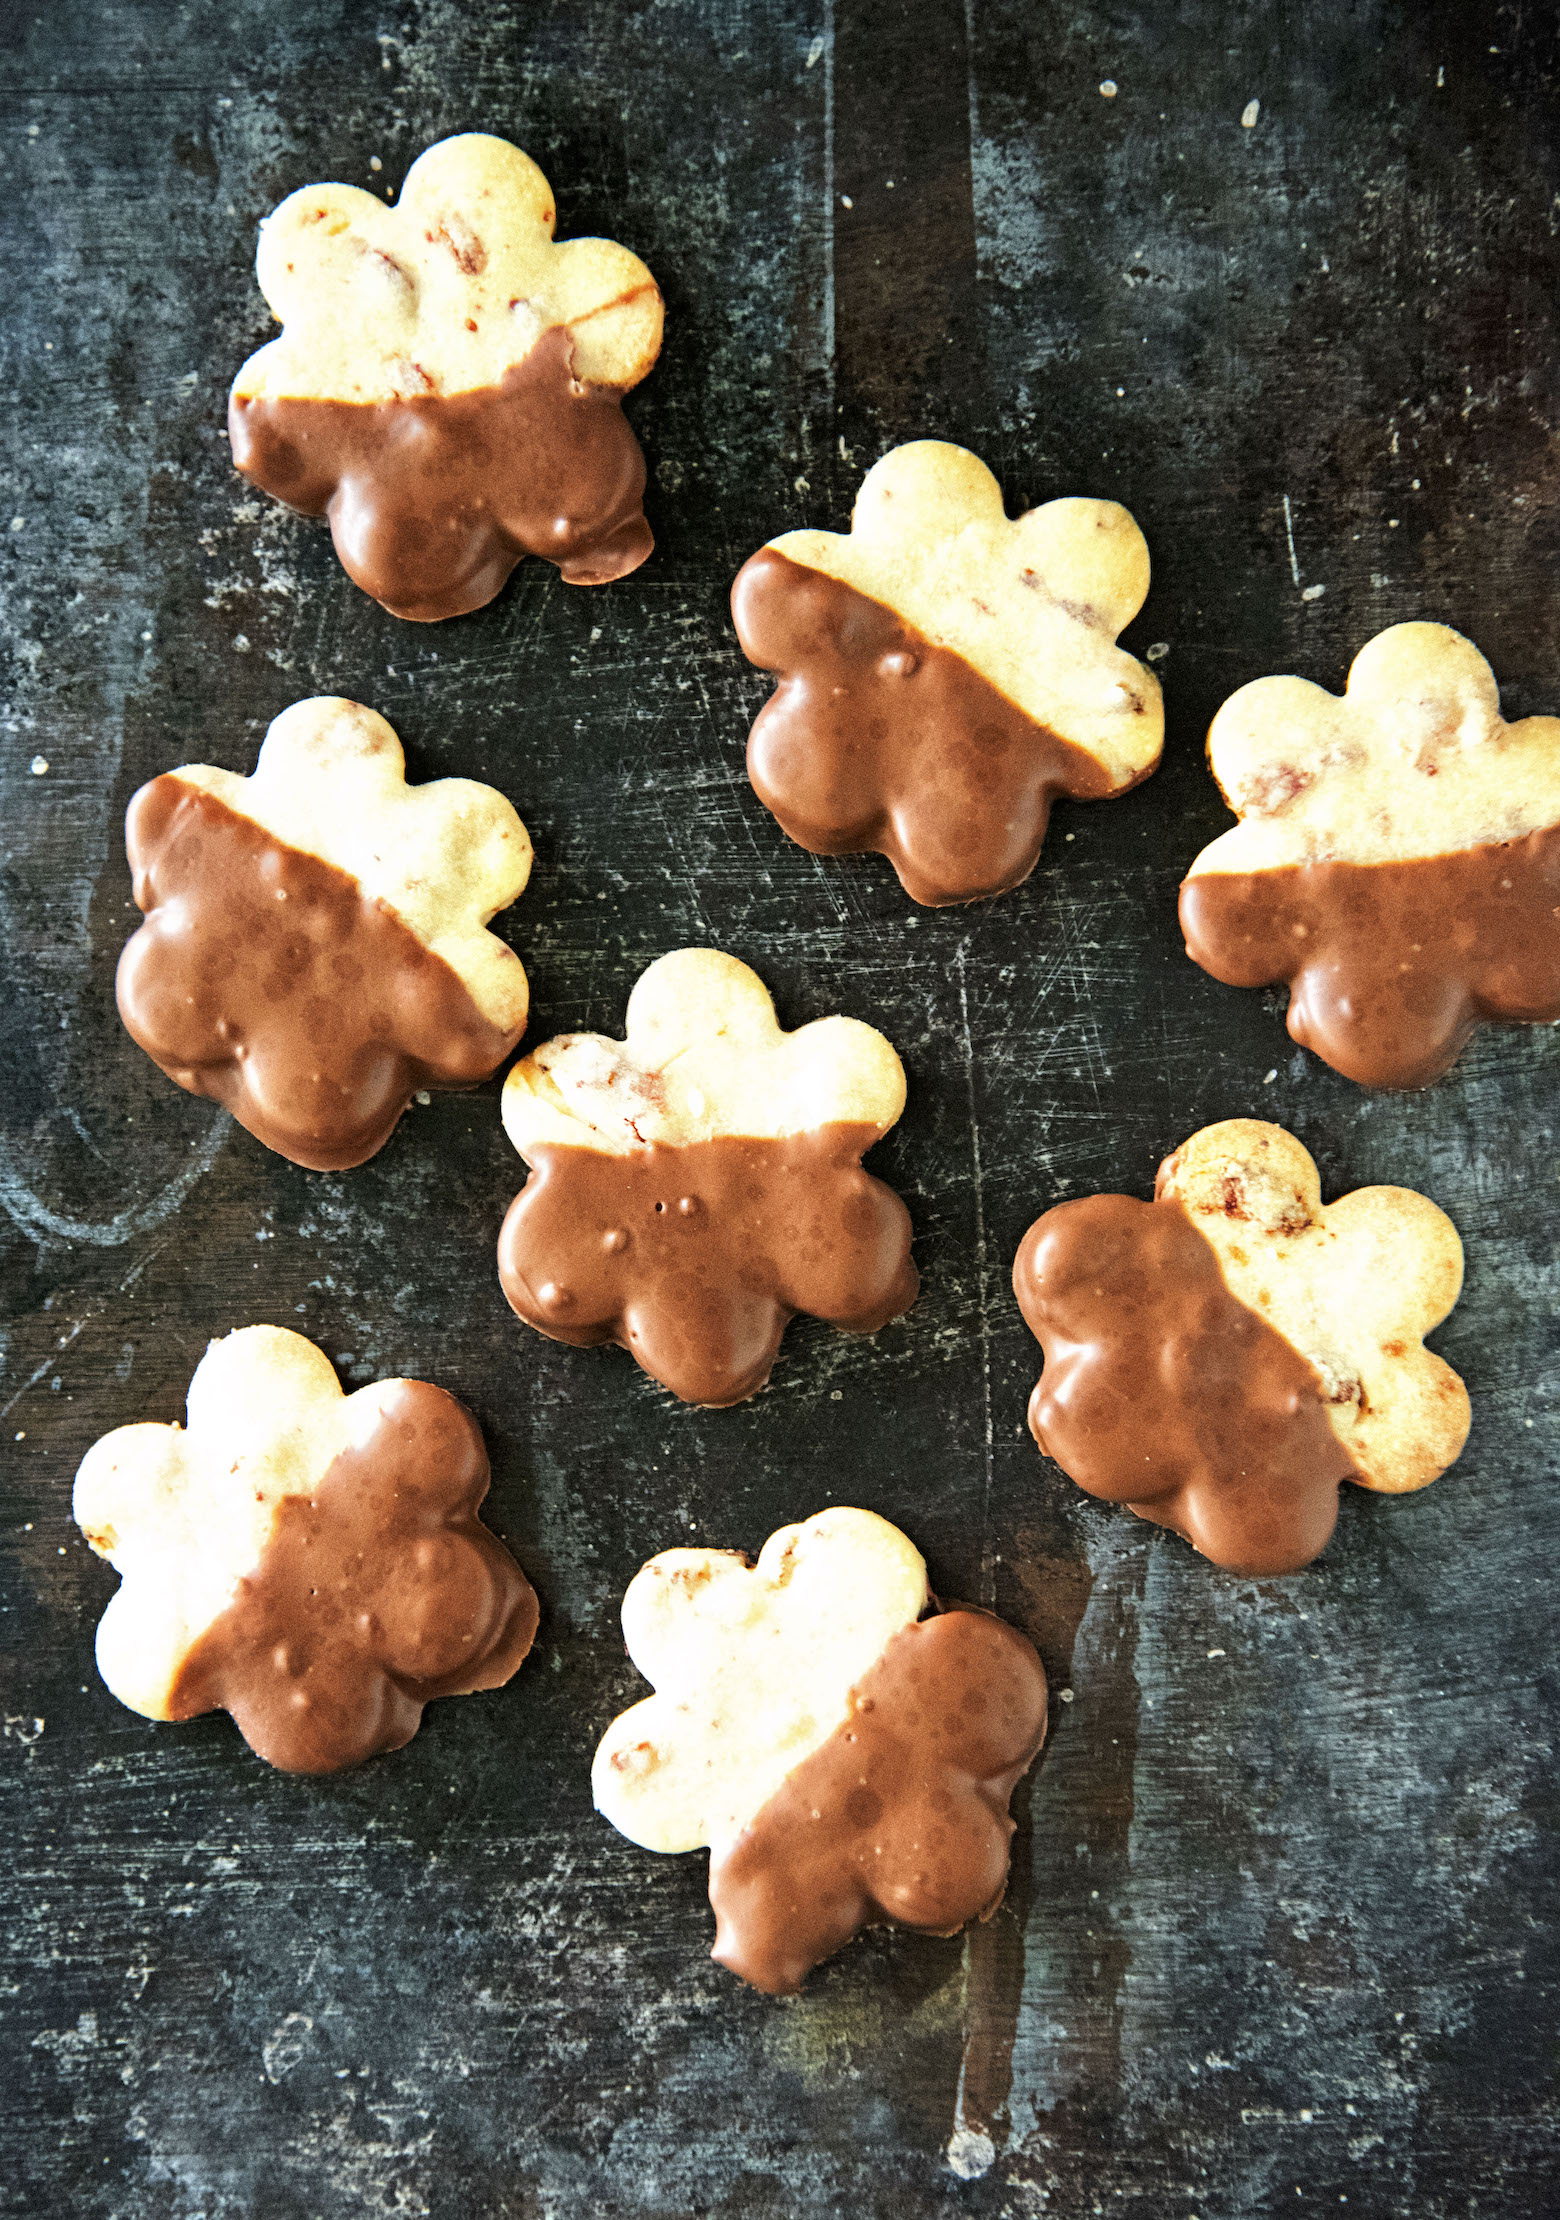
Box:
1180, 624, 1560, 1087
229, 133, 663, 620
593, 1508, 1048, 1993
1012, 1120, 1471, 1575
117, 696, 531, 1171
496, 951, 918, 1405
73, 1327, 538, 1773
732, 441, 1163, 905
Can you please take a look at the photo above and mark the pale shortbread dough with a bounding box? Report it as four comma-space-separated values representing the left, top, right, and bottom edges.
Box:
768, 441, 1163, 787
1160, 1119, 1470, 1494
502, 949, 906, 1159
233, 132, 662, 404
1188, 624, 1560, 874
75, 1328, 425, 1719
593, 1508, 929, 1854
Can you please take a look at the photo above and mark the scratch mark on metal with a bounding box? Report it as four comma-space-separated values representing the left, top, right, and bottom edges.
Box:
0, 1116, 231, 1250
956, 945, 994, 1591
1, 1318, 87, 1421
950, 937, 1002, 2179
0, 1239, 171, 1417
822, 0, 836, 396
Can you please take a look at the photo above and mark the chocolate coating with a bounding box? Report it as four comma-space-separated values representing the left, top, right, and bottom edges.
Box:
169, 1382, 538, 1773
707, 1607, 1047, 1995
1013, 1191, 1360, 1575
731, 546, 1123, 905
497, 1126, 918, 1406
1179, 827, 1560, 1088
118, 777, 520, 1171
229, 326, 652, 621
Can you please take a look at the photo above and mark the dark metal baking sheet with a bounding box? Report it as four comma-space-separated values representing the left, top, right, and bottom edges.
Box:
2, 2, 1556, 2214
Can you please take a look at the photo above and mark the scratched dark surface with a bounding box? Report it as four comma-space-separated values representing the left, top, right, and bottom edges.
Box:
3, 2, 1558, 2215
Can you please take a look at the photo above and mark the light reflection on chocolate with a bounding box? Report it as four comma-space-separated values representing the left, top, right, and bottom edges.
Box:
708, 1607, 1047, 1995
229, 326, 652, 621
117, 777, 520, 1171
732, 546, 1124, 905
169, 1382, 538, 1773
1179, 827, 1560, 1087
1013, 1191, 1360, 1575
496, 1126, 918, 1405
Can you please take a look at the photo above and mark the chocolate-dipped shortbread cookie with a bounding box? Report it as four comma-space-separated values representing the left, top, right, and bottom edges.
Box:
117, 697, 531, 1171
497, 950, 917, 1404
73, 1328, 538, 1773
1180, 624, 1560, 1087
1013, 1120, 1470, 1575
593, 1508, 1048, 1994
731, 441, 1163, 905
229, 133, 662, 620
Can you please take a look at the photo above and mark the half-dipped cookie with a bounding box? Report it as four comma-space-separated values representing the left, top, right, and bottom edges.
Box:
1180, 624, 1560, 1087
73, 1327, 539, 1772
229, 133, 663, 620
593, 1507, 1048, 1994
731, 441, 1163, 905
496, 950, 917, 1404
117, 697, 532, 1171
1013, 1120, 1471, 1575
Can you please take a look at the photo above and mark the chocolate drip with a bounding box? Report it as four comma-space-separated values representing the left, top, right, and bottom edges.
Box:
1013, 1192, 1360, 1575
708, 1608, 1047, 1995
497, 1126, 918, 1406
732, 547, 1123, 905
1179, 828, 1560, 1088
169, 1382, 538, 1773
229, 325, 652, 621
118, 777, 521, 1171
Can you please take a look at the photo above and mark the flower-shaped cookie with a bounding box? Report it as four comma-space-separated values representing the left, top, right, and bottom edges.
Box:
229, 133, 663, 619
497, 950, 918, 1405
1013, 1120, 1471, 1575
73, 1327, 538, 1772
117, 696, 532, 1171
1180, 624, 1560, 1086
593, 1507, 1048, 1994
731, 441, 1163, 905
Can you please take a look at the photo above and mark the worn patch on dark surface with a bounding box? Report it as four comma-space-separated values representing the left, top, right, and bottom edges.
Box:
1, 3, 1557, 2216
